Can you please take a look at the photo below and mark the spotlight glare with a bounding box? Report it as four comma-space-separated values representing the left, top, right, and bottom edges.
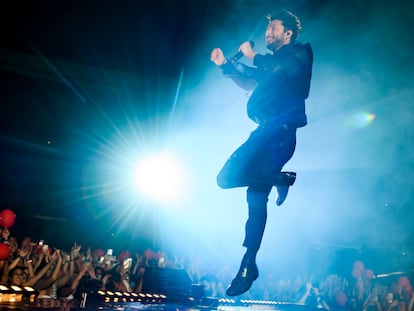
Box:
133, 153, 186, 203
348, 111, 376, 128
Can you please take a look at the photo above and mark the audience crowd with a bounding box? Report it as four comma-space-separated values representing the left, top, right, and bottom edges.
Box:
0, 224, 412, 310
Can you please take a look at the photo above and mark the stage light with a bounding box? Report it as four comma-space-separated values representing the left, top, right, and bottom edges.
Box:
0, 285, 38, 303
93, 289, 168, 304
133, 153, 187, 203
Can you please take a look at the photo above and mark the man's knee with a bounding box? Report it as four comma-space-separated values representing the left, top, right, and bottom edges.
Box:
216, 173, 230, 189
217, 170, 244, 189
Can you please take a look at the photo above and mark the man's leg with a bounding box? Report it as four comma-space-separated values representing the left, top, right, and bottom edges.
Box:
219, 126, 297, 296
216, 138, 256, 189
243, 186, 272, 252
226, 185, 272, 296
275, 171, 297, 206
269, 127, 297, 206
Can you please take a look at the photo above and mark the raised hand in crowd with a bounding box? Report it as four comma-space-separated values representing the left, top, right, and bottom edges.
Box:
408, 292, 414, 311
71, 243, 81, 261
35, 249, 62, 296
59, 260, 91, 298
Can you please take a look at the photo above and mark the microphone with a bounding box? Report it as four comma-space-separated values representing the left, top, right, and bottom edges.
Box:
230, 41, 255, 62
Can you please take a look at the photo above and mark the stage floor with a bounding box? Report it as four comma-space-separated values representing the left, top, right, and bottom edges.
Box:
0, 300, 310, 311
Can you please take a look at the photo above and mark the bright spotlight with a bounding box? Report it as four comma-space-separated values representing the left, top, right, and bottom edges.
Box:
133, 153, 186, 203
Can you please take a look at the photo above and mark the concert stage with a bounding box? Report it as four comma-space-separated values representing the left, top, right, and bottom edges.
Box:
0, 302, 310, 311
75, 301, 310, 311
0, 267, 313, 310
0, 292, 311, 311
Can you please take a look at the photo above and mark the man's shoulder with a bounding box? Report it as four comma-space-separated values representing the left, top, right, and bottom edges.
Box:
291, 42, 313, 61
279, 42, 312, 56
292, 41, 312, 51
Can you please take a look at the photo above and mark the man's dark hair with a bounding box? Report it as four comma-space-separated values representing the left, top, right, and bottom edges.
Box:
266, 9, 303, 41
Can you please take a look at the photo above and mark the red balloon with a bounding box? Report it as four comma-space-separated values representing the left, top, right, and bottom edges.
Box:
94, 249, 105, 257
0, 243, 10, 260
404, 285, 413, 295
117, 250, 131, 263
0, 209, 16, 228
351, 260, 365, 279
398, 276, 410, 288
335, 290, 348, 307
353, 260, 365, 271
364, 269, 375, 279
352, 267, 363, 279
143, 249, 154, 259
